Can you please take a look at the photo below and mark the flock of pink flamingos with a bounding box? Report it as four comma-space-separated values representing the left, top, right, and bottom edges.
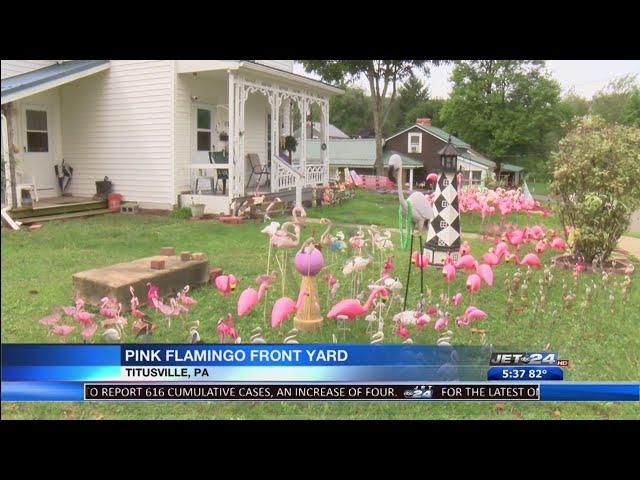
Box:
38, 186, 571, 344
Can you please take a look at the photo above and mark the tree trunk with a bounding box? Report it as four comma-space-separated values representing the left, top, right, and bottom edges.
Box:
373, 103, 384, 176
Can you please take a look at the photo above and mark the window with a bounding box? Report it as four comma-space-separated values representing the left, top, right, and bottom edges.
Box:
197, 108, 212, 151
440, 220, 448, 229
442, 200, 448, 208
26, 109, 48, 152
443, 179, 449, 186
461, 170, 483, 186
438, 239, 445, 246
408, 132, 422, 153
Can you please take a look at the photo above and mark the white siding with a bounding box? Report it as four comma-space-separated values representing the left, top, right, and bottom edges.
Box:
173, 73, 228, 196
1, 60, 60, 79
60, 60, 174, 207
255, 60, 294, 72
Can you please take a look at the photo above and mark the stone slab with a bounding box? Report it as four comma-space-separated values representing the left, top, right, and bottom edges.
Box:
73, 255, 209, 310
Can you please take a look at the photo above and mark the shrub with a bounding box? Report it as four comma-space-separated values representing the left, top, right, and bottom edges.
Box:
170, 206, 192, 219
550, 115, 640, 263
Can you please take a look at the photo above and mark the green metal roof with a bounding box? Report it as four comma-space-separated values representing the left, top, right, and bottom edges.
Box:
415, 124, 470, 148
500, 163, 524, 172
304, 139, 422, 168
459, 149, 496, 169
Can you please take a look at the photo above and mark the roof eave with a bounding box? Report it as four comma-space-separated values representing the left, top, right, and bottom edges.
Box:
1, 61, 110, 105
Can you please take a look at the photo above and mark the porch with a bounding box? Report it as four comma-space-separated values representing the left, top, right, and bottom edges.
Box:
179, 65, 336, 214
8, 195, 111, 223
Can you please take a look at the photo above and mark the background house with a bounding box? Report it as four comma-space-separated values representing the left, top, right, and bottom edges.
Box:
384, 118, 524, 187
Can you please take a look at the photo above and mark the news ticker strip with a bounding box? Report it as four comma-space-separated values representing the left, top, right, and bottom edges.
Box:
84, 383, 540, 401
2, 382, 639, 401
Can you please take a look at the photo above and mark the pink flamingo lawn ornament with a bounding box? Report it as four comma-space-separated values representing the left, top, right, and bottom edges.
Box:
99, 297, 119, 318
327, 286, 389, 323
178, 285, 197, 306
81, 322, 98, 342
237, 273, 275, 317
39, 306, 61, 326
217, 313, 239, 343
146, 283, 159, 307
475, 263, 494, 286
466, 274, 481, 293
434, 312, 450, 331
215, 274, 238, 297
411, 251, 429, 269
452, 293, 463, 306
271, 290, 309, 329
506, 253, 542, 268
51, 324, 75, 340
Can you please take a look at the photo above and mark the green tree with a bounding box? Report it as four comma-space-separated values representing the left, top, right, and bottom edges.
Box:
329, 86, 373, 137
591, 74, 638, 124
619, 88, 640, 127
550, 115, 640, 263
302, 60, 444, 175
559, 91, 591, 124
439, 60, 562, 175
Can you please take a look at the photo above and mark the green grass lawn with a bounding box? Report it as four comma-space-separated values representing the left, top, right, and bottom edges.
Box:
528, 181, 550, 196
2, 198, 639, 419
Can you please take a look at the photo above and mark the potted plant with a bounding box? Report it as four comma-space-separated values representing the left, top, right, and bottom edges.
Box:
219, 131, 229, 152
284, 135, 297, 163
190, 199, 206, 219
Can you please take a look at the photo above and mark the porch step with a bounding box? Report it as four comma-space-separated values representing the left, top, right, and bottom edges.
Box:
17, 208, 115, 225
11, 199, 108, 219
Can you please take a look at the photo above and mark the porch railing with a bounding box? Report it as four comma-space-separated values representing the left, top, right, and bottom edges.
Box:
272, 156, 301, 192
303, 164, 328, 186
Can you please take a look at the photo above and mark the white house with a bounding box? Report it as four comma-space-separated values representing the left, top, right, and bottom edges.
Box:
1, 60, 342, 218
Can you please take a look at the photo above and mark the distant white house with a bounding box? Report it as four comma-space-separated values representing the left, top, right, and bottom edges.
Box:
295, 121, 350, 139
1, 60, 342, 215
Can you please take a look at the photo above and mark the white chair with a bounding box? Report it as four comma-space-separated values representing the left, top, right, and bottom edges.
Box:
15, 169, 38, 207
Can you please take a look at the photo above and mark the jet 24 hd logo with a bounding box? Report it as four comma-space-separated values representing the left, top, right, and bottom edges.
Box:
404, 385, 434, 399
490, 352, 559, 366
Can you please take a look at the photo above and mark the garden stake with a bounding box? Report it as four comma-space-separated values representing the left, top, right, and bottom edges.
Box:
403, 233, 414, 312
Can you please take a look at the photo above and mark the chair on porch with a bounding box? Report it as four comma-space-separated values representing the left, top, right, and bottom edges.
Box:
246, 153, 270, 189
15, 168, 39, 207
210, 150, 229, 195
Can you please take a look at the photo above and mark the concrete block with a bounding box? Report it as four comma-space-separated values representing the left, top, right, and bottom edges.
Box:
160, 247, 176, 256
73, 255, 210, 310
180, 252, 192, 261
192, 252, 205, 261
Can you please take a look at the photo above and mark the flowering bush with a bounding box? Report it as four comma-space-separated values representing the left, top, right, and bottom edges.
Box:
550, 116, 640, 263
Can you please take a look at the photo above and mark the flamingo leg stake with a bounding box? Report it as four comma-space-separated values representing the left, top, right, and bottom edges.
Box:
419, 234, 424, 296
403, 233, 415, 312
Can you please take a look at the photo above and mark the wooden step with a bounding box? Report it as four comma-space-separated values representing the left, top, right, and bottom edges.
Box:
11, 200, 108, 219
18, 209, 115, 224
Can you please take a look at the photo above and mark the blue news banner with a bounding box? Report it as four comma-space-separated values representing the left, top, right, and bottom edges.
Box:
1, 344, 638, 402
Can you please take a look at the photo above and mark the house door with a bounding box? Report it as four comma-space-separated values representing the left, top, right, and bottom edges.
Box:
193, 104, 215, 164
21, 105, 57, 198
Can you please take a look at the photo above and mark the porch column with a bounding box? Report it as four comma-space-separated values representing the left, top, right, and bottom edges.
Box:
237, 78, 246, 196
300, 98, 307, 175
1, 104, 18, 208
409, 168, 414, 190
320, 100, 329, 185
227, 71, 235, 202
282, 98, 291, 137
